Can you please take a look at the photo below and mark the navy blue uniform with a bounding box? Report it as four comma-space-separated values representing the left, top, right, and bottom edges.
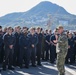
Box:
74, 36, 76, 63
13, 32, 22, 66
19, 34, 30, 68
41, 34, 46, 60
0, 32, 3, 63
3, 33, 16, 69
50, 34, 56, 63
45, 34, 50, 61
36, 33, 43, 65
66, 37, 74, 64
28, 33, 38, 66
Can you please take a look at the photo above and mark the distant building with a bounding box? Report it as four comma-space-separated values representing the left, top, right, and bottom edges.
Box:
59, 20, 68, 25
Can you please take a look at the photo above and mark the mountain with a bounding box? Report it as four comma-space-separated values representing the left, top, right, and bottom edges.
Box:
0, 1, 76, 29
25, 1, 69, 15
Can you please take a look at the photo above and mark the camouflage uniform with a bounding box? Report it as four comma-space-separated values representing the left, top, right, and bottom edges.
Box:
56, 32, 68, 75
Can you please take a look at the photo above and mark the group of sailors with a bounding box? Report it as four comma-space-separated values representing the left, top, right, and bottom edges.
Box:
0, 25, 76, 72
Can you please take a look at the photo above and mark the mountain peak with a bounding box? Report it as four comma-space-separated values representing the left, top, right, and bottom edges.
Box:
39, 1, 52, 4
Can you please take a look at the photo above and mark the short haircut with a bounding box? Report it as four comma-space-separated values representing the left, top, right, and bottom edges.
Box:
0, 26, 2, 28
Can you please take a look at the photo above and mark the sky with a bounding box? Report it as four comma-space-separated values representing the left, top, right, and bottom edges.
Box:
0, 0, 76, 17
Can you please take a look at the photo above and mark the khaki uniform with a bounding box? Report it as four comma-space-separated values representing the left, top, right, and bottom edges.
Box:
56, 32, 68, 75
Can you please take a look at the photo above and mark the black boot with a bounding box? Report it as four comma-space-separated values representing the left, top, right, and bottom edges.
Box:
2, 62, 6, 71
32, 64, 37, 67
0, 69, 1, 72
8, 66, 15, 70
37, 63, 42, 66
25, 66, 29, 69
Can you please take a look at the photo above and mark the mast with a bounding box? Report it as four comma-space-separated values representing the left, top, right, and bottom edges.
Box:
47, 14, 52, 30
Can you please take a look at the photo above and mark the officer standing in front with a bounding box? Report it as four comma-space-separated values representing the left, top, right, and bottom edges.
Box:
36, 27, 43, 66
45, 30, 50, 61
0, 26, 3, 72
50, 30, 58, 63
19, 27, 30, 69
13, 26, 21, 67
3, 27, 16, 70
41, 31, 46, 60
56, 26, 68, 75
74, 32, 76, 63
28, 27, 38, 67
65, 32, 74, 64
